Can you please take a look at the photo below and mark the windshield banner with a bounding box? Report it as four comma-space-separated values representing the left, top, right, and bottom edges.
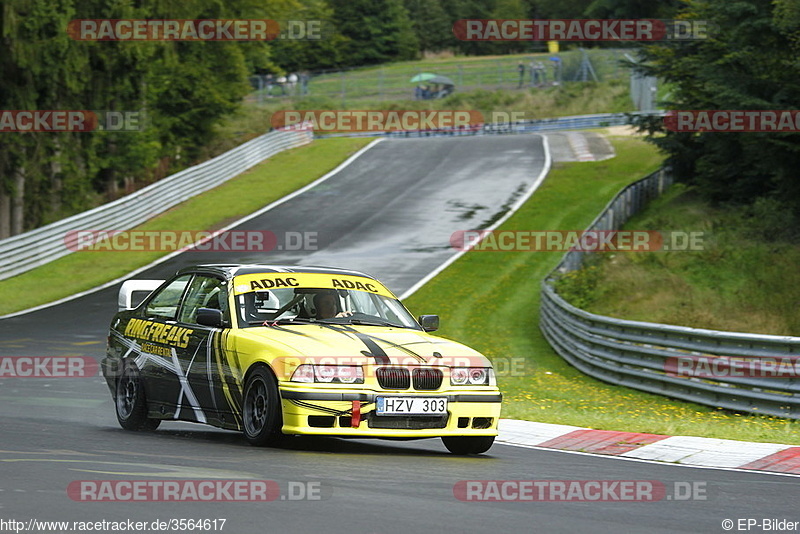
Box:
232, 273, 395, 298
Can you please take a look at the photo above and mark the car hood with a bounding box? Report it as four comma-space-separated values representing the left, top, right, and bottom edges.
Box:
235, 324, 489, 368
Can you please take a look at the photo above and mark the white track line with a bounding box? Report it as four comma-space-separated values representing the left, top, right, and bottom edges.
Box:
0, 139, 384, 319
7, 133, 795, 476
497, 441, 800, 478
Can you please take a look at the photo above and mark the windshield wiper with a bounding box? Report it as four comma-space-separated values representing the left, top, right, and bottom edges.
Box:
250, 317, 313, 326
348, 318, 404, 328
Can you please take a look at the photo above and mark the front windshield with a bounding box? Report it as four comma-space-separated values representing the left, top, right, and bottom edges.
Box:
232, 274, 420, 329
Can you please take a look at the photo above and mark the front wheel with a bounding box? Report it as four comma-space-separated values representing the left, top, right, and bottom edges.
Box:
116, 363, 160, 431
442, 435, 495, 455
242, 367, 283, 446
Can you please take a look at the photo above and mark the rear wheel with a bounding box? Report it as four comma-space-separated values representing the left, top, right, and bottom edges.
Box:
442, 436, 495, 455
116, 363, 160, 431
242, 367, 283, 446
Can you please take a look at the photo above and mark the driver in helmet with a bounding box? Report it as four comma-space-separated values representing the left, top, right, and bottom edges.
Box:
313, 290, 352, 319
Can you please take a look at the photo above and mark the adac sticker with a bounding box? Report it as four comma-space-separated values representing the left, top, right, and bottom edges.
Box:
232, 273, 394, 298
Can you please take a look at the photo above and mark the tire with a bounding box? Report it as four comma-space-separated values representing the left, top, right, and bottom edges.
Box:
242, 366, 283, 446
116, 363, 160, 431
442, 435, 495, 455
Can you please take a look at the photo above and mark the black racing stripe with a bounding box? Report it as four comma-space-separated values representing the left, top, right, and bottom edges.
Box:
356, 333, 426, 363
267, 324, 315, 337
353, 332, 391, 365
263, 322, 424, 364
318, 324, 392, 365
453, 394, 503, 403
289, 399, 353, 416
282, 390, 374, 402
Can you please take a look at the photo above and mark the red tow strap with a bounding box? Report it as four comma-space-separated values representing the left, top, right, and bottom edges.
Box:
351, 401, 361, 428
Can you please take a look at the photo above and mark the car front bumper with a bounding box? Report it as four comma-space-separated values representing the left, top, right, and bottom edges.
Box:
278, 386, 502, 438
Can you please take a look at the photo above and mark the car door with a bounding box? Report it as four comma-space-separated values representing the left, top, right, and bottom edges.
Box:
133, 274, 193, 415
173, 275, 237, 428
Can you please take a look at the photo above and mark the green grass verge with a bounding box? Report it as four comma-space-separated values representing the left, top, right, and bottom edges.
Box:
560, 186, 800, 336
0, 137, 372, 316
208, 48, 633, 157
403, 134, 800, 444
207, 79, 632, 158
302, 49, 627, 97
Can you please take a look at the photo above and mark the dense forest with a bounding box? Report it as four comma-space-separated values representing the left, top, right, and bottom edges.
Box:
636, 0, 800, 228
0, 0, 798, 238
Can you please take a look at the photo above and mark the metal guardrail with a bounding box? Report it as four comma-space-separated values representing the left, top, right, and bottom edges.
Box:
0, 127, 313, 281
0, 111, 641, 280
315, 112, 650, 139
540, 169, 800, 419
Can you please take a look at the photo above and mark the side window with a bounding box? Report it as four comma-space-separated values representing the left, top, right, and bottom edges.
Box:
145, 275, 192, 320
178, 276, 227, 325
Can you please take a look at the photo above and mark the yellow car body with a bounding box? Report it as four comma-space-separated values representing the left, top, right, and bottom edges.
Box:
103, 265, 501, 454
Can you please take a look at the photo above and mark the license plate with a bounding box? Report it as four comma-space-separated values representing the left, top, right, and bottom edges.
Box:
376, 397, 448, 416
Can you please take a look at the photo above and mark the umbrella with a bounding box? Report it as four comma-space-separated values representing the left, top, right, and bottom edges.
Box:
410, 73, 437, 83
427, 75, 455, 86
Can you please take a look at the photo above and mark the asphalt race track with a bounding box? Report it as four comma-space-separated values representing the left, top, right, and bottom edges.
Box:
0, 135, 796, 533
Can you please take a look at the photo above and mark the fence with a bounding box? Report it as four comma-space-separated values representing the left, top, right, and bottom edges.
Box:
0, 127, 313, 281
316, 112, 645, 139
248, 49, 631, 105
540, 169, 800, 419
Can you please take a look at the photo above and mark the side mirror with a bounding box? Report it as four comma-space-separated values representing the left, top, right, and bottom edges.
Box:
197, 308, 225, 328
418, 315, 439, 332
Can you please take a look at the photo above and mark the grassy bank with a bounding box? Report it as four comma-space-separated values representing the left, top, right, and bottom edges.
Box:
0, 138, 372, 316
208, 80, 631, 157
403, 133, 800, 444
560, 185, 800, 335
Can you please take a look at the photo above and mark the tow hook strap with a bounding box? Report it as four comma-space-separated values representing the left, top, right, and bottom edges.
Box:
351, 400, 361, 428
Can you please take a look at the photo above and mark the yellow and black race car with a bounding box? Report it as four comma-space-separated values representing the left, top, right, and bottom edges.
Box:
102, 264, 501, 454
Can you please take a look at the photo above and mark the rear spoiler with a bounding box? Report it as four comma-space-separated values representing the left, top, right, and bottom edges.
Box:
118, 280, 164, 311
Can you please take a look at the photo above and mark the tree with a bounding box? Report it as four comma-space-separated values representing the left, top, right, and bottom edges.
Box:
0, 0, 91, 236
329, 0, 419, 66
636, 0, 800, 216
265, 0, 349, 71
404, 0, 452, 54
0, 0, 274, 235
584, 0, 682, 19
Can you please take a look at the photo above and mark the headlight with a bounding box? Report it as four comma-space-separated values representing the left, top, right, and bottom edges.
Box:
290, 364, 364, 384
450, 367, 495, 386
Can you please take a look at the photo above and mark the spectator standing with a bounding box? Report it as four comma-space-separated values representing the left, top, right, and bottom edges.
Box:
300, 71, 309, 95
265, 73, 274, 97
529, 59, 536, 86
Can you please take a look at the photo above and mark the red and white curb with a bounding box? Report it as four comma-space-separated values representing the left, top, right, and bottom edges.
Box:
498, 419, 800, 475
